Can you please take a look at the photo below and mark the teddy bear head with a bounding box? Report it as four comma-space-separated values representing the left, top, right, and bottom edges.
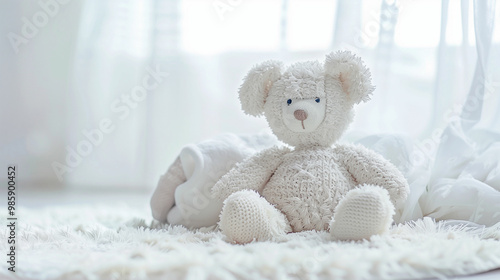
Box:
238, 51, 374, 148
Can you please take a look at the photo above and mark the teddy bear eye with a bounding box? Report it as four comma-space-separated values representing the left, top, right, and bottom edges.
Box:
287, 99, 292, 105
315, 98, 321, 103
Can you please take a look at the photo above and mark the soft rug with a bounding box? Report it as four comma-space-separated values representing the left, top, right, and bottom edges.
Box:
1, 204, 500, 280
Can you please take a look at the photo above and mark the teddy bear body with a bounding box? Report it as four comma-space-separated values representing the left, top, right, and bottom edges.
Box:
263, 146, 353, 232
212, 51, 410, 243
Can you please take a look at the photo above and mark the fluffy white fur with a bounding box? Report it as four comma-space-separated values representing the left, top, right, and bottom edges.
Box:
212, 51, 409, 243
2, 205, 500, 280
238, 51, 375, 148
239, 60, 283, 117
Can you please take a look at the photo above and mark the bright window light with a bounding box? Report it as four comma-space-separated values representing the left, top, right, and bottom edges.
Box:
179, 0, 499, 53
359, 0, 382, 49
180, 0, 281, 54
286, 0, 336, 51
394, 0, 441, 48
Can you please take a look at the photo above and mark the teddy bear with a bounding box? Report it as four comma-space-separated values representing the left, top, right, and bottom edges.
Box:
211, 51, 410, 244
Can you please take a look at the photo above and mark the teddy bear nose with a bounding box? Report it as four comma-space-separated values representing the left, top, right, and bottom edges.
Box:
294, 110, 308, 121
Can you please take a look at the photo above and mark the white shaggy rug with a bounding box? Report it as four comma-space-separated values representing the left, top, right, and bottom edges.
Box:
1, 204, 500, 280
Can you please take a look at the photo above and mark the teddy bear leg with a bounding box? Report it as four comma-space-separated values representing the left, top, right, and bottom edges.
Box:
330, 184, 395, 241
219, 190, 291, 244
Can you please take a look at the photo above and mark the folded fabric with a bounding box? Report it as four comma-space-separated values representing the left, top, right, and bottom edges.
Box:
356, 122, 500, 227
150, 133, 278, 228
422, 123, 500, 226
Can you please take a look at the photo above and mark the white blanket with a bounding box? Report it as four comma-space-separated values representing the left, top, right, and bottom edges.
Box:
150, 133, 278, 228
358, 121, 500, 226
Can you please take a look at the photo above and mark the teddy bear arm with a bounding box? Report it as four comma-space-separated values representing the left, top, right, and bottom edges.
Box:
335, 144, 410, 208
212, 146, 290, 201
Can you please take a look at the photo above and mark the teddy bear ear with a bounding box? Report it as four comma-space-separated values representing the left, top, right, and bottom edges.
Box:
239, 60, 283, 116
324, 51, 375, 104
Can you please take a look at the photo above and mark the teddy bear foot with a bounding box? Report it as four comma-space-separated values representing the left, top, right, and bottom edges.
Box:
330, 184, 395, 241
219, 190, 291, 244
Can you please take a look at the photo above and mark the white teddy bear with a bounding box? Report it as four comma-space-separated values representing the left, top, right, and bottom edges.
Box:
212, 51, 410, 244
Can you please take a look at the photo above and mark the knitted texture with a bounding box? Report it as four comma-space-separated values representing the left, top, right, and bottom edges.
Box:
330, 184, 395, 240
263, 146, 353, 232
214, 144, 408, 233
211, 51, 410, 243
219, 190, 291, 244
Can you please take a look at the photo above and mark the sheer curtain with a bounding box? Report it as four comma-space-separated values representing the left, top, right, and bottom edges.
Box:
1, 0, 499, 191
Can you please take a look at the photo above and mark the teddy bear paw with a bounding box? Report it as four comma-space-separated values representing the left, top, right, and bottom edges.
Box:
219, 190, 291, 244
330, 184, 395, 241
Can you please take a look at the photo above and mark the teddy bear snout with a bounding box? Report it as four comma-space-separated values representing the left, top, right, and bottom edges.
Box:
281, 98, 326, 133
294, 110, 308, 121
